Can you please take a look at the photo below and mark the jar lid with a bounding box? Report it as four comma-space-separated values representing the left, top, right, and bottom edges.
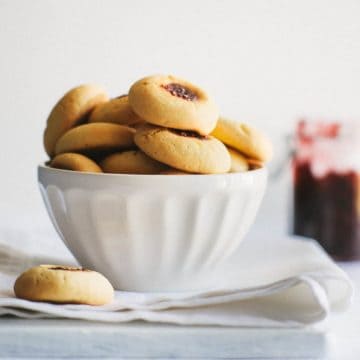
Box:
296, 120, 360, 177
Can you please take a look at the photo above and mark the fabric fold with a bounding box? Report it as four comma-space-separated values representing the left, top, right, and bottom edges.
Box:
0, 236, 353, 327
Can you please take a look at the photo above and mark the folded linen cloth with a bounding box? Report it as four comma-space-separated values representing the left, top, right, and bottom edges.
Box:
0, 235, 352, 327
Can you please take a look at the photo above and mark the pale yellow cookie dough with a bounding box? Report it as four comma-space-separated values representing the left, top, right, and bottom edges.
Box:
227, 147, 249, 172
14, 265, 114, 305
89, 95, 143, 126
44, 84, 108, 157
50, 153, 102, 173
135, 125, 231, 174
129, 75, 219, 135
101, 150, 168, 174
211, 117, 273, 162
54, 123, 135, 155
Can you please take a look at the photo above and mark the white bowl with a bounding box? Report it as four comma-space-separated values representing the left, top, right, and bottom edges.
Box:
38, 165, 267, 292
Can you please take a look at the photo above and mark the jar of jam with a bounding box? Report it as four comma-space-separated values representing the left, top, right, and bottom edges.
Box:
292, 120, 360, 261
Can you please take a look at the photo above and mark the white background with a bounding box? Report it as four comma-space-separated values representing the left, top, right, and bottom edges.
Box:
0, 0, 360, 232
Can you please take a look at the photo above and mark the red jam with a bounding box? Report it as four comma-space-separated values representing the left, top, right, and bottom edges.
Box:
170, 129, 209, 140
48, 266, 91, 272
293, 120, 360, 260
162, 83, 197, 101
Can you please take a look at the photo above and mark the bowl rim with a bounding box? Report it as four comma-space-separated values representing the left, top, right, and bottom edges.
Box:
38, 163, 267, 179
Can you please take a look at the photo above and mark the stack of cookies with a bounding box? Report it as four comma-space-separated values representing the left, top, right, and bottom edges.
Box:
44, 75, 273, 174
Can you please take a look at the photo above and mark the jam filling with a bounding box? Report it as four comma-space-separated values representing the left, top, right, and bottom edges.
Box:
162, 83, 197, 101
293, 162, 360, 260
48, 266, 91, 272
170, 129, 209, 140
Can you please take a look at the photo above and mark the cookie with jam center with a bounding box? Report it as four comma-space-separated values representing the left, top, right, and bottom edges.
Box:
14, 265, 114, 305
128, 75, 219, 135
50, 153, 102, 173
134, 125, 231, 174
101, 150, 168, 174
89, 95, 144, 126
211, 117, 273, 162
44, 84, 109, 157
54, 123, 135, 155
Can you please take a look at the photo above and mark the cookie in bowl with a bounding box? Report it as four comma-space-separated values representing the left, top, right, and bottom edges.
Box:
50, 153, 102, 173
211, 117, 273, 162
14, 265, 114, 305
227, 147, 249, 173
54, 123, 135, 155
247, 158, 264, 170
129, 75, 219, 135
101, 150, 168, 174
134, 125, 231, 174
44, 84, 109, 157
89, 95, 143, 126
160, 169, 191, 175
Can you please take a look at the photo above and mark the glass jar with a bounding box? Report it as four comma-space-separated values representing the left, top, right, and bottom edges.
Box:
292, 120, 360, 261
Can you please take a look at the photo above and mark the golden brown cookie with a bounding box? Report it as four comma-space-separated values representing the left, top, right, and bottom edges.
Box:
44, 84, 109, 157
134, 125, 231, 174
227, 147, 249, 172
89, 95, 143, 126
247, 158, 264, 170
211, 117, 273, 162
160, 169, 191, 175
129, 75, 219, 135
14, 265, 114, 305
50, 153, 102, 173
54, 123, 135, 155
101, 150, 168, 174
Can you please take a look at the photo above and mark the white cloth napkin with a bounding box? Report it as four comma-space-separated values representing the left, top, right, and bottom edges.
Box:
0, 235, 353, 327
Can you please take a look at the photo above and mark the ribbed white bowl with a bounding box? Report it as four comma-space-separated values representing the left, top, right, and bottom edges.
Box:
38, 165, 267, 291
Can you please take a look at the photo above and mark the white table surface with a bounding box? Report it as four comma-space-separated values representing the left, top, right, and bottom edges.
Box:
0, 319, 329, 359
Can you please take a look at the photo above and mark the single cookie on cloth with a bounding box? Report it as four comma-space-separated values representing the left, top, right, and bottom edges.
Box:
89, 95, 143, 126
54, 123, 135, 155
101, 150, 168, 174
50, 153, 102, 173
44, 84, 109, 157
14, 265, 114, 305
135, 125, 231, 174
227, 147, 249, 173
211, 117, 273, 162
129, 75, 219, 135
